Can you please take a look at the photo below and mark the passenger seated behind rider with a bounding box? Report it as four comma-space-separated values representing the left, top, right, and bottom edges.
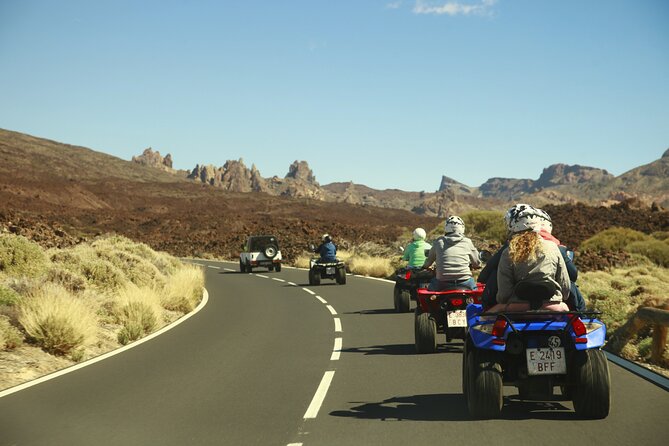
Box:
402, 228, 432, 268
315, 234, 337, 263
422, 216, 480, 291
495, 207, 571, 311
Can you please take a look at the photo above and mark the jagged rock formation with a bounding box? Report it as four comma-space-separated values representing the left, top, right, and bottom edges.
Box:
535, 164, 613, 188
131, 148, 174, 172
438, 176, 474, 195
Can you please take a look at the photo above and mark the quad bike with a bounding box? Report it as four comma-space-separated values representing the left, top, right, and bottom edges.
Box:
308, 258, 347, 285
393, 267, 435, 313
414, 283, 485, 353
462, 283, 610, 419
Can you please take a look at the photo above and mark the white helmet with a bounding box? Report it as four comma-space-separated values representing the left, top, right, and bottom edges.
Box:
535, 208, 553, 233
508, 206, 546, 233
504, 203, 533, 232
444, 216, 465, 234
322, 233, 331, 242
412, 227, 426, 241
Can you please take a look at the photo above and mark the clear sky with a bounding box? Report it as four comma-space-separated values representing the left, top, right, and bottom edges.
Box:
1, 0, 667, 191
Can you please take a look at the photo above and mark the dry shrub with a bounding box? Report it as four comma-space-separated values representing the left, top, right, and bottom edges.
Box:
161, 265, 204, 313
92, 235, 180, 275
0, 314, 22, 350
463, 210, 507, 244
626, 239, 669, 267
347, 254, 395, 278
112, 286, 162, 345
46, 266, 87, 294
50, 245, 128, 291
19, 284, 97, 358
0, 234, 48, 277
580, 227, 649, 251
293, 254, 311, 269
0, 284, 21, 306
96, 249, 165, 288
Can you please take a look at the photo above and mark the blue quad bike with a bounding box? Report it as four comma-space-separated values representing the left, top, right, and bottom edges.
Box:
462, 285, 611, 419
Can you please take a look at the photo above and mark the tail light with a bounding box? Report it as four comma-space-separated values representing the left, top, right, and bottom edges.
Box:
450, 298, 464, 307
572, 318, 586, 337
492, 318, 508, 338
404, 270, 412, 280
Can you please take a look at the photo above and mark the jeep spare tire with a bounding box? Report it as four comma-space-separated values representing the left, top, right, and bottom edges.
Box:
264, 244, 278, 259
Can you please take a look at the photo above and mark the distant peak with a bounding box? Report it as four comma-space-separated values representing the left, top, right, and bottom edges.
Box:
662, 148, 669, 158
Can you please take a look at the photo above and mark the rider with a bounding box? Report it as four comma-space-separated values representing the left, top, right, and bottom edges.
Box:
495, 206, 571, 310
315, 234, 337, 262
422, 216, 480, 291
402, 228, 432, 268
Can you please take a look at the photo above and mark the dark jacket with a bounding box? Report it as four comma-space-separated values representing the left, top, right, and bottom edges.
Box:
316, 241, 337, 262
479, 242, 507, 308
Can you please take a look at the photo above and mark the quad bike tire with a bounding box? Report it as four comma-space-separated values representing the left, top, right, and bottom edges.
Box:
309, 269, 320, 286
415, 310, 437, 354
264, 244, 278, 259
335, 267, 346, 284
393, 286, 411, 313
466, 349, 503, 419
275, 263, 282, 272
571, 349, 611, 419
462, 339, 471, 396
239, 259, 245, 273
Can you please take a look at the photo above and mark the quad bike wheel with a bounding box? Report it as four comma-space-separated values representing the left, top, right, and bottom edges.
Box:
466, 349, 503, 419
415, 310, 437, 354
275, 263, 282, 272
308, 269, 320, 286
239, 259, 244, 273
571, 349, 611, 419
396, 288, 411, 313
335, 267, 346, 284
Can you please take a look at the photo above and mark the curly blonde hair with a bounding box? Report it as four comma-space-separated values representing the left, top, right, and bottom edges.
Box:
508, 231, 544, 264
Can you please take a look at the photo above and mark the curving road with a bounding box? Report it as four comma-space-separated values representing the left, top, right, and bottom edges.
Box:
0, 260, 667, 446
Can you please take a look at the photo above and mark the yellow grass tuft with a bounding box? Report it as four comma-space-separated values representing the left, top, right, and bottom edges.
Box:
347, 254, 395, 278
161, 265, 204, 313
112, 285, 163, 345
19, 284, 98, 359
0, 315, 22, 350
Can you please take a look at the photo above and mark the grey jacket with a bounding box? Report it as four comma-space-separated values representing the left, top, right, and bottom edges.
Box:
496, 238, 571, 304
423, 234, 480, 281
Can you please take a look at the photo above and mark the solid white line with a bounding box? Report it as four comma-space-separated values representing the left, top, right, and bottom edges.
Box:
315, 295, 327, 304
334, 318, 342, 332
207, 265, 220, 269
303, 288, 316, 295
326, 305, 337, 315
255, 274, 269, 279
287, 282, 297, 286
330, 337, 342, 361
0, 288, 210, 399
272, 278, 286, 283
303, 371, 335, 419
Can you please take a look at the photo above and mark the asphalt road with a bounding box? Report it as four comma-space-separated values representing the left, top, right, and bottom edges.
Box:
0, 260, 667, 446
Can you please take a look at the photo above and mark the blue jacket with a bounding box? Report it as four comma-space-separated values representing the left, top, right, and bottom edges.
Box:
316, 241, 337, 262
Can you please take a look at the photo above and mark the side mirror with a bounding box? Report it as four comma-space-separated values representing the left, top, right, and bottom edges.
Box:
479, 250, 492, 263
566, 250, 574, 262
309, 244, 316, 251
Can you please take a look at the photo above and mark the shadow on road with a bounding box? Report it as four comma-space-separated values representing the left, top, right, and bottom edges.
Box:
345, 308, 398, 315
330, 394, 577, 422
341, 343, 463, 356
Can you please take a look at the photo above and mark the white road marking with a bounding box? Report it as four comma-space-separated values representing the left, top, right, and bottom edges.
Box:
303, 288, 316, 295
326, 305, 337, 315
303, 370, 335, 419
330, 337, 342, 361
287, 443, 303, 446
255, 274, 269, 279
223, 268, 235, 272
0, 288, 210, 399
287, 282, 297, 286
334, 318, 342, 332
272, 278, 286, 283
315, 295, 327, 304
207, 265, 220, 269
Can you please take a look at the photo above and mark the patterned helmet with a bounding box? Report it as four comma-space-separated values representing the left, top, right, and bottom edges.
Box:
504, 203, 533, 232
412, 228, 427, 241
444, 216, 465, 234
508, 206, 546, 233
535, 208, 553, 233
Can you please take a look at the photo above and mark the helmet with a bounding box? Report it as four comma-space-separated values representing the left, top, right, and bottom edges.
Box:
412, 228, 426, 241
444, 216, 465, 234
535, 208, 553, 233
508, 206, 546, 233
504, 203, 532, 231
322, 233, 331, 243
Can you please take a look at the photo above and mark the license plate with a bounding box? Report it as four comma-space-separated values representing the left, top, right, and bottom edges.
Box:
526, 347, 566, 375
326, 267, 335, 275
447, 310, 467, 327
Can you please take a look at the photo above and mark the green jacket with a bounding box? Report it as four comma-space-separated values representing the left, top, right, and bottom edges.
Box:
403, 240, 432, 268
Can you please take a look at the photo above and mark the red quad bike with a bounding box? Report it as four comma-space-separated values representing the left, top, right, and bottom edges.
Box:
393, 267, 435, 313
414, 283, 485, 354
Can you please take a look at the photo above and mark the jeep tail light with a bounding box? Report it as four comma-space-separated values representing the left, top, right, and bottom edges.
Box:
492, 317, 507, 338
450, 298, 464, 307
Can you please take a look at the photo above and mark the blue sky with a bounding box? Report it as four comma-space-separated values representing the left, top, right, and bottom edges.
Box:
1, 0, 667, 191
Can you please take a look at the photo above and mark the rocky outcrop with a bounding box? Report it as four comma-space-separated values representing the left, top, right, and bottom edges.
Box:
438, 176, 474, 195
534, 164, 613, 189
132, 148, 174, 172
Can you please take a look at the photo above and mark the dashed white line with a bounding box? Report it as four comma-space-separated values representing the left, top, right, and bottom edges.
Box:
326, 305, 337, 315
207, 265, 220, 269
287, 443, 303, 446
223, 268, 235, 272
315, 295, 327, 304
334, 318, 342, 332
303, 288, 316, 295
287, 282, 297, 286
255, 274, 269, 279
303, 370, 335, 419
330, 337, 342, 361
272, 278, 286, 282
